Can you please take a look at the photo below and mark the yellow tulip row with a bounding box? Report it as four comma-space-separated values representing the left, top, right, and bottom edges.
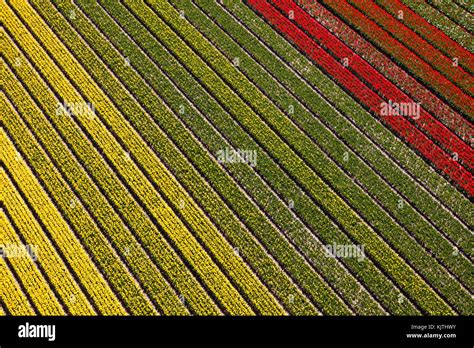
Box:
0, 259, 34, 315
0, 208, 50, 315
1, 37, 213, 316
1, 60, 182, 315
4, 0, 283, 314
0, 127, 126, 315
0, 168, 77, 315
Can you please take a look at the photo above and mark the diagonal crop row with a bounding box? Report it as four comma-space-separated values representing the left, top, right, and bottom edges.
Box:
317, 0, 473, 119
3, 0, 472, 317
153, 0, 474, 312
1, 162, 80, 316
262, 2, 474, 253
49, 0, 342, 315
374, 0, 474, 74
231, 0, 474, 226
1, 25, 224, 315
71, 0, 382, 315
248, 0, 474, 196
222, 0, 473, 237
399, 0, 473, 51
426, 0, 473, 31
453, 0, 472, 13
45, 0, 323, 316
165, 0, 474, 310
4, 3, 248, 316
0, 192, 65, 316
183, 0, 473, 300
266, 0, 474, 171
1, 140, 127, 315
0, 256, 36, 315
1, 59, 200, 315
297, 0, 473, 144
200, 0, 474, 311
0, 124, 127, 315
345, 0, 473, 95
2, 69, 180, 316
101, 0, 421, 315
117, 0, 421, 315
0, 211, 37, 316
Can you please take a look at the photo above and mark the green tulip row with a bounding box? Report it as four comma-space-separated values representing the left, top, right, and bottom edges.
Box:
77, 0, 391, 315
424, 0, 473, 33
227, 0, 472, 231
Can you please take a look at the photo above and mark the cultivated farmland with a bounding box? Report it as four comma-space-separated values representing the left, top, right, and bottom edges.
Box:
1, 0, 473, 316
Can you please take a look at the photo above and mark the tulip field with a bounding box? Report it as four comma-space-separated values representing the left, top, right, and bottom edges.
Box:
1, 0, 473, 316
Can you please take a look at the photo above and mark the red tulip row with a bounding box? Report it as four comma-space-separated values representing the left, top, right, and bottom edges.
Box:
398, 0, 472, 51
247, 0, 474, 196
375, 0, 474, 74
296, 0, 473, 145
346, 0, 473, 94
272, 0, 474, 172
315, 0, 473, 119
